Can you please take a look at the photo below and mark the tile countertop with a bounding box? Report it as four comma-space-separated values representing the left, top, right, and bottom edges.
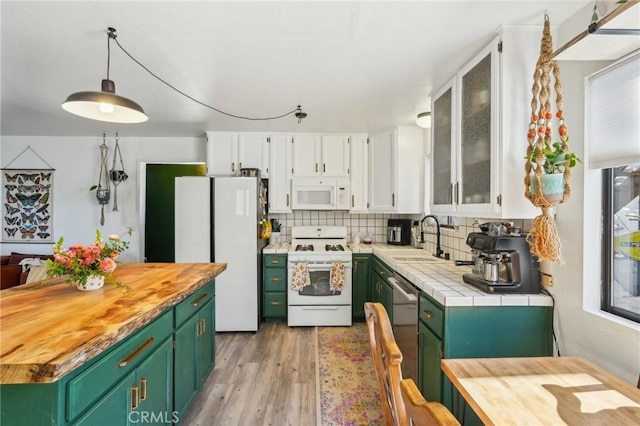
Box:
350, 243, 552, 308
263, 243, 291, 254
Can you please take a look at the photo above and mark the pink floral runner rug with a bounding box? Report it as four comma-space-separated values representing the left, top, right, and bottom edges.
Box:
316, 323, 384, 425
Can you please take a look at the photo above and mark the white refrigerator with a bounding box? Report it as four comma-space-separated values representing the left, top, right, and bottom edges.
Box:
175, 176, 267, 332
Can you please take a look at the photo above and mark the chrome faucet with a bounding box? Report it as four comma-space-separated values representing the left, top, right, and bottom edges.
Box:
420, 215, 444, 258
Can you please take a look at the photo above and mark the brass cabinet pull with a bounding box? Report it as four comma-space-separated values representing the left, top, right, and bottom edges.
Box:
270, 301, 281, 306
131, 384, 140, 411
118, 337, 155, 368
239, 162, 243, 170
323, 163, 326, 173
315, 163, 318, 173
140, 377, 148, 401
196, 318, 202, 337
454, 182, 460, 204
354, 261, 358, 272
201, 317, 206, 334
271, 259, 280, 265
191, 292, 209, 307
351, 194, 355, 207
270, 277, 281, 281
286, 194, 290, 206
231, 162, 235, 172
424, 310, 433, 319
392, 193, 395, 207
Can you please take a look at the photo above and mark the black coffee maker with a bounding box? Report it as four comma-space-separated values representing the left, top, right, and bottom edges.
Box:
387, 219, 411, 246
462, 232, 540, 294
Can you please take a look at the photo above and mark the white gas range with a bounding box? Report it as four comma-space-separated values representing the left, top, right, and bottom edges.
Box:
287, 226, 353, 327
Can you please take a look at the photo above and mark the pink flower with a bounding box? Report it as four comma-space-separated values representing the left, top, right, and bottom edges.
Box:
99, 257, 117, 273
108, 234, 120, 241
83, 245, 102, 265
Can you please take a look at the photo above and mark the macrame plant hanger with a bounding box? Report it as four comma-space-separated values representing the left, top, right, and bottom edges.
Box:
97, 134, 111, 226
109, 133, 126, 212
524, 14, 571, 264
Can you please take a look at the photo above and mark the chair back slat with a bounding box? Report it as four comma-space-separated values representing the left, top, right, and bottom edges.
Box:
400, 378, 460, 426
365, 302, 407, 426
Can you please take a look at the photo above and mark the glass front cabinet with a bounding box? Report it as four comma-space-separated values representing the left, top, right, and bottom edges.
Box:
430, 28, 540, 219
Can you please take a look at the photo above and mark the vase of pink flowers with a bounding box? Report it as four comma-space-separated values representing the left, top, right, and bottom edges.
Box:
44, 227, 133, 291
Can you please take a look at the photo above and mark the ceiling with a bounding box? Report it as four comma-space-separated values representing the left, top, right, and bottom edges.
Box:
1, 1, 590, 137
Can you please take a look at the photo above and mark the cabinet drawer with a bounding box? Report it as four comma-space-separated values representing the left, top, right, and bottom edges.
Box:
264, 254, 286, 267
66, 309, 173, 421
372, 257, 393, 281
264, 268, 287, 292
419, 294, 444, 338
175, 281, 215, 328
263, 293, 287, 317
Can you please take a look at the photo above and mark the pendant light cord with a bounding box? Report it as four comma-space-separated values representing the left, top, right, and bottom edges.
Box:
107, 28, 305, 122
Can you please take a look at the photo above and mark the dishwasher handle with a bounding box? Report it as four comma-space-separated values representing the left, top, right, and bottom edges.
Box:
388, 276, 418, 302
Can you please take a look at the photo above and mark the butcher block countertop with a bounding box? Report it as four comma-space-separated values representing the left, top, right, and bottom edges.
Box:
0, 262, 226, 384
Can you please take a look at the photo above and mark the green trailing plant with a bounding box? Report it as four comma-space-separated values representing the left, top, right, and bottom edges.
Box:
528, 139, 582, 174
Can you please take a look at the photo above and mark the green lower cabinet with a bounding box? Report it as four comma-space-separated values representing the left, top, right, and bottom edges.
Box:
263, 254, 287, 322
416, 291, 552, 425
0, 280, 216, 426
76, 337, 173, 426
418, 321, 442, 403
74, 371, 136, 426
352, 254, 371, 320
174, 298, 215, 420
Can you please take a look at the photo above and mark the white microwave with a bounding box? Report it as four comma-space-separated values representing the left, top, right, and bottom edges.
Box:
291, 178, 350, 210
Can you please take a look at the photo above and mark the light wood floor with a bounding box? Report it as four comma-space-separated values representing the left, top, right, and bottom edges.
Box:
181, 323, 317, 426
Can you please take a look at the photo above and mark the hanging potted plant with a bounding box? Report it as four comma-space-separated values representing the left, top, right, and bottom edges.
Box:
527, 139, 582, 204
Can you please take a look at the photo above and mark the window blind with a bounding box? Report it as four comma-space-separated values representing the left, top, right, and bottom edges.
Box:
586, 52, 640, 169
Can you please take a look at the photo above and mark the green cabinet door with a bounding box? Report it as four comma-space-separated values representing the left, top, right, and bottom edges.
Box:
174, 299, 215, 419
174, 314, 198, 416
136, 338, 174, 425
196, 299, 215, 387
74, 371, 136, 425
418, 321, 443, 403
352, 254, 370, 320
262, 254, 287, 321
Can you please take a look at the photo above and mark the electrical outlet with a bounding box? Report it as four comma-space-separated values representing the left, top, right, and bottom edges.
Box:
541, 273, 554, 287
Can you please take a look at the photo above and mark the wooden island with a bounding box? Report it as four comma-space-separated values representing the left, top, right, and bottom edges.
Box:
0, 262, 226, 425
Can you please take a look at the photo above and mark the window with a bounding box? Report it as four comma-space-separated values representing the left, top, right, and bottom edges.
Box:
602, 165, 640, 323
587, 52, 640, 323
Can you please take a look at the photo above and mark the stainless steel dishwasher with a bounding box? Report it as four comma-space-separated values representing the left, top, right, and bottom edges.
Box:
388, 272, 419, 383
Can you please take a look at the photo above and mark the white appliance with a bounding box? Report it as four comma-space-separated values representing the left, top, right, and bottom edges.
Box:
291, 178, 350, 210
287, 226, 353, 326
175, 176, 267, 332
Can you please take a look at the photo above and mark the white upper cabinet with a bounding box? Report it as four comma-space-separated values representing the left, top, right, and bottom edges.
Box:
206, 132, 269, 177
291, 134, 350, 177
321, 135, 350, 177
206, 132, 238, 176
238, 133, 270, 178
268, 134, 292, 213
349, 134, 369, 213
369, 126, 423, 213
429, 27, 541, 218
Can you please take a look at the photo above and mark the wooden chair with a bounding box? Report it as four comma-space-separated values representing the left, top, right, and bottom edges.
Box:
365, 302, 407, 426
400, 378, 460, 426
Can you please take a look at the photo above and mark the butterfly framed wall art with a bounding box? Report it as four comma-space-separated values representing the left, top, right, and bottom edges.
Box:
2, 169, 54, 243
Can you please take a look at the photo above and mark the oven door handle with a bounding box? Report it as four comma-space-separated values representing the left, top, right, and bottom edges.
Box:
288, 262, 352, 270
388, 277, 418, 302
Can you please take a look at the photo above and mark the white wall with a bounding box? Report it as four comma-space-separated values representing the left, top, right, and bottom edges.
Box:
552, 61, 640, 384
1, 135, 205, 261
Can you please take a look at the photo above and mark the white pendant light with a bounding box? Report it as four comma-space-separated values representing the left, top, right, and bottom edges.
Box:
416, 112, 431, 128
62, 28, 147, 124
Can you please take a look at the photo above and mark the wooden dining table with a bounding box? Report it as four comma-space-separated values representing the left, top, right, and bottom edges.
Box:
441, 356, 640, 425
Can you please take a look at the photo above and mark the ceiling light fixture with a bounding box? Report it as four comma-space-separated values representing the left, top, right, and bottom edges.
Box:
416, 112, 431, 128
66, 27, 308, 124
62, 28, 148, 124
